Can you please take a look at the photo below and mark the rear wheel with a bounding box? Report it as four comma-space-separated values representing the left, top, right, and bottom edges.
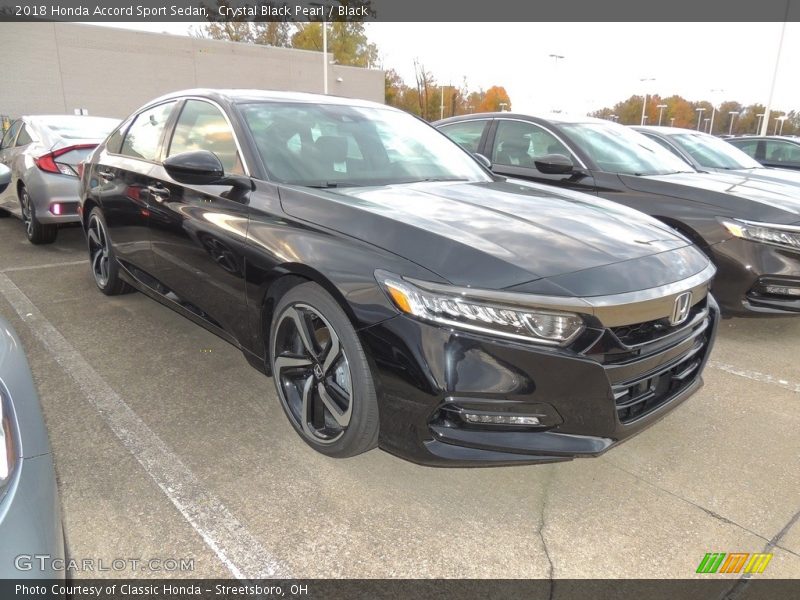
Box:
87, 207, 133, 295
270, 282, 379, 458
20, 186, 57, 244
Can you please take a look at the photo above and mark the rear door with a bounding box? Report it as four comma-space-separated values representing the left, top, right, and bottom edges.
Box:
146, 98, 251, 343
486, 119, 598, 194
88, 101, 178, 273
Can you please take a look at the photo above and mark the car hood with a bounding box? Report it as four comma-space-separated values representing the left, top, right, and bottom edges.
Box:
622, 171, 800, 224
280, 179, 696, 290
710, 166, 800, 189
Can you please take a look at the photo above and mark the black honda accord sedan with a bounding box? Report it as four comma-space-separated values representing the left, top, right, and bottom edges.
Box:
436, 113, 800, 316
79, 90, 718, 466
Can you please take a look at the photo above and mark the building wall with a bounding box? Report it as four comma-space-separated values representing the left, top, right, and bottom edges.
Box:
0, 23, 384, 119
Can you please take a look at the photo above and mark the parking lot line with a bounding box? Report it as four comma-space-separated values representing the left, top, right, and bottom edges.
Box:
0, 272, 291, 579
709, 361, 800, 395
0, 259, 88, 273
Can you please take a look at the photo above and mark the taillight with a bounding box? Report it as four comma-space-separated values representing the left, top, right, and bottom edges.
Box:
76, 161, 85, 179
35, 144, 96, 177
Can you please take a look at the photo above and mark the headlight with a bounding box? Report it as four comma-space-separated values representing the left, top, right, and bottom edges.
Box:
0, 392, 16, 492
376, 271, 585, 345
720, 218, 800, 250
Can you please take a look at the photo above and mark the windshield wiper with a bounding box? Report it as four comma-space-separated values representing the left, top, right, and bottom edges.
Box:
302, 181, 363, 189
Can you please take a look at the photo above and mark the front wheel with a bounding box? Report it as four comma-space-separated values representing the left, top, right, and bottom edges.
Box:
86, 207, 133, 295
20, 186, 57, 244
270, 282, 379, 458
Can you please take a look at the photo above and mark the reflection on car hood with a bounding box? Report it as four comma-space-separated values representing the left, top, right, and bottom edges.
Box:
281, 179, 698, 290
709, 166, 800, 190
624, 171, 800, 224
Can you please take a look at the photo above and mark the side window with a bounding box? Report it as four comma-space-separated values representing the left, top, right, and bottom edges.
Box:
105, 118, 132, 155
765, 141, 800, 164
732, 140, 758, 158
438, 120, 488, 153
168, 100, 244, 175
15, 125, 33, 147
492, 120, 570, 168
120, 102, 176, 162
0, 120, 21, 150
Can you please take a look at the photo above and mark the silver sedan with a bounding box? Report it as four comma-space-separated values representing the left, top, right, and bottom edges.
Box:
0, 115, 119, 244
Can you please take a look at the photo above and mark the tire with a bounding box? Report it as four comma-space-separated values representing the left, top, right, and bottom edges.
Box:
20, 186, 57, 244
270, 282, 379, 458
86, 207, 133, 296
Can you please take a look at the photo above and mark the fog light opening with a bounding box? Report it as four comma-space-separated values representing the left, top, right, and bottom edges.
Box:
463, 413, 541, 426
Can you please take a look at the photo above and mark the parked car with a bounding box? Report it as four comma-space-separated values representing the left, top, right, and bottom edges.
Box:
634, 126, 800, 187
80, 90, 718, 466
436, 113, 800, 317
0, 115, 120, 244
727, 135, 800, 171
0, 315, 65, 578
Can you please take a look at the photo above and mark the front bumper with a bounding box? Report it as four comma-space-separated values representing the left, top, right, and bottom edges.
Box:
361, 296, 719, 467
710, 237, 800, 316
0, 453, 65, 578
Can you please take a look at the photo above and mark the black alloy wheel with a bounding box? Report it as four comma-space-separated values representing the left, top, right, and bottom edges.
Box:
270, 283, 379, 457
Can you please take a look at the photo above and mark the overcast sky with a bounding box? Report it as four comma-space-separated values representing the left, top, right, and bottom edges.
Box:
97, 21, 799, 115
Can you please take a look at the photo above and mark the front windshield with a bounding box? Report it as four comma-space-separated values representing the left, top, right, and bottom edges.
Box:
560, 122, 695, 176
238, 102, 492, 187
668, 132, 762, 170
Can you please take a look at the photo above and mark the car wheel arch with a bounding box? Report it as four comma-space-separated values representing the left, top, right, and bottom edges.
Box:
654, 216, 713, 254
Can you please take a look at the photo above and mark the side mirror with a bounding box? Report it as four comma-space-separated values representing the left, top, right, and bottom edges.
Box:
164, 150, 225, 185
474, 153, 492, 169
0, 163, 10, 194
534, 153, 574, 175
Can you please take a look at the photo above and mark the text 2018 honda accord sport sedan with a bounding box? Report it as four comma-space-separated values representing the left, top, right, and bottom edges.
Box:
79, 90, 718, 466
436, 114, 800, 316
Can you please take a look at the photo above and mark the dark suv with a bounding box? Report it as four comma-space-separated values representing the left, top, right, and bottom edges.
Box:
79, 90, 718, 466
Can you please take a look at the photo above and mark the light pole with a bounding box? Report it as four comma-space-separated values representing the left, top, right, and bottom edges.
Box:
708, 88, 724, 134
670, 117, 676, 127
756, 113, 766, 134
775, 115, 788, 135
639, 77, 655, 126
728, 111, 739, 135
549, 54, 565, 112
643, 115, 649, 124
656, 104, 668, 126
609, 114, 618, 122
499, 102, 508, 112
703, 118, 710, 133
761, 19, 788, 135
695, 107, 706, 131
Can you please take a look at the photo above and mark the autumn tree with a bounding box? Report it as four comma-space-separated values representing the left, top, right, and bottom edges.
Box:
478, 86, 511, 112
196, 1, 292, 46
291, 21, 378, 68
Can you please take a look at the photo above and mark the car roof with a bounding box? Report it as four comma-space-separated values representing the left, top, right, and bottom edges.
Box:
436, 112, 607, 126
634, 126, 698, 136
142, 88, 393, 112
729, 135, 800, 142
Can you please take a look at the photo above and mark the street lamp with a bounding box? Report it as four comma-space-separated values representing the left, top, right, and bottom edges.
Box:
549, 54, 565, 112
755, 113, 766, 134
669, 117, 676, 127
703, 117, 710, 133
639, 77, 655, 126
695, 107, 706, 131
499, 102, 508, 112
656, 104, 668, 126
708, 88, 724, 135
439, 84, 454, 120
728, 111, 739, 135
643, 115, 649, 124
609, 114, 618, 122
775, 115, 788, 135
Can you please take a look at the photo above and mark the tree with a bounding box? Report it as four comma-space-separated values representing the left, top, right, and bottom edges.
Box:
195, 1, 292, 46
291, 21, 378, 68
478, 86, 511, 112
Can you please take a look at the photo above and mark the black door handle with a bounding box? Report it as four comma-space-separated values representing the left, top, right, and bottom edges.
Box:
147, 185, 170, 202
98, 170, 115, 181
